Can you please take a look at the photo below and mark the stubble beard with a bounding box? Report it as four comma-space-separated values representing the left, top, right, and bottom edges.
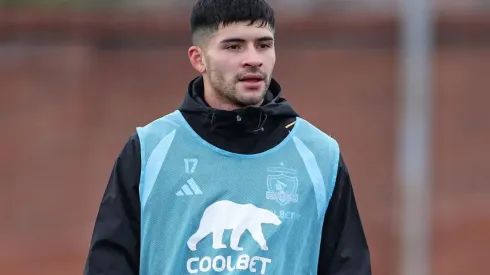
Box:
209, 71, 271, 108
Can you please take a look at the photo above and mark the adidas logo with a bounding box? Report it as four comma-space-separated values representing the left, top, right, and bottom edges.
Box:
176, 178, 203, 196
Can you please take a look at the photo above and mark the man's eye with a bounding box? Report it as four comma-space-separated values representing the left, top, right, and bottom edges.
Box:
226, 45, 241, 50
259, 44, 271, 49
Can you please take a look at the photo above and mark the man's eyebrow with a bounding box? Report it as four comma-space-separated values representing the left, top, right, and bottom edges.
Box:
220, 38, 246, 44
220, 36, 274, 44
257, 36, 274, 42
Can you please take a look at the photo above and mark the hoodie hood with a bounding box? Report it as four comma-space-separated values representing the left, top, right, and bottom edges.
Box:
179, 76, 298, 132
177, 76, 299, 154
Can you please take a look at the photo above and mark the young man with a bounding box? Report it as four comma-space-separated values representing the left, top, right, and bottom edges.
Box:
84, 0, 371, 274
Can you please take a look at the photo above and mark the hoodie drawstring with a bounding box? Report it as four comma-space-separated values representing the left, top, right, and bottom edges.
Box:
253, 111, 267, 133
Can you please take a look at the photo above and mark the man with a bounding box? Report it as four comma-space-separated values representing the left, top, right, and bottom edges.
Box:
84, 0, 371, 274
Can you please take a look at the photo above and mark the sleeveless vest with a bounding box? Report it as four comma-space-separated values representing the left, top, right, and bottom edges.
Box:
137, 110, 340, 275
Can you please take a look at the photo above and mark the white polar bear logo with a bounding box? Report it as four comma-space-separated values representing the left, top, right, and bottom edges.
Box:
187, 200, 282, 252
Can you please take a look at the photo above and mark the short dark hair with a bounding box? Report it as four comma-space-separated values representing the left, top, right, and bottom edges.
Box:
190, 0, 275, 45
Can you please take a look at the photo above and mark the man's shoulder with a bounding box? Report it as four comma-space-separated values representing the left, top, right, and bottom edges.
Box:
138, 110, 182, 130
295, 117, 339, 147
135, 110, 183, 149
294, 118, 341, 179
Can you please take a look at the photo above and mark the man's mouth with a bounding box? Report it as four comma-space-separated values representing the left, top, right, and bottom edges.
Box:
239, 74, 264, 82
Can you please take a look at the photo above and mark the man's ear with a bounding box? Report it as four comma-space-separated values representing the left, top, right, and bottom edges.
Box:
188, 46, 207, 74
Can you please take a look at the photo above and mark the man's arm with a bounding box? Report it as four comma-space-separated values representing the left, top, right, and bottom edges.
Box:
84, 133, 141, 275
317, 154, 371, 275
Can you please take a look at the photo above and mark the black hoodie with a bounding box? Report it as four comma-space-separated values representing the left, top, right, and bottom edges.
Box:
83, 76, 371, 275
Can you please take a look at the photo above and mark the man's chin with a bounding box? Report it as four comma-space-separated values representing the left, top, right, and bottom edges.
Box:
234, 94, 265, 107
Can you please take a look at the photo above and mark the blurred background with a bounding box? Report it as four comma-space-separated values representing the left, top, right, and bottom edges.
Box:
1, 0, 489, 275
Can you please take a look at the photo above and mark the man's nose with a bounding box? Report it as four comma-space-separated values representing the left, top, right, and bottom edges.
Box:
242, 49, 263, 67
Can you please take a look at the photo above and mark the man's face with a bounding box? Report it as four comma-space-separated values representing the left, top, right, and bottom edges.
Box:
201, 21, 276, 107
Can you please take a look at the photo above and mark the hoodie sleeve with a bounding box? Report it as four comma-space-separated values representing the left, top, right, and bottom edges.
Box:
317, 154, 372, 275
83, 133, 141, 275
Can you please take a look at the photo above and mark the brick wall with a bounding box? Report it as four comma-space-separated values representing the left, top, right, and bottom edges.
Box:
0, 11, 489, 275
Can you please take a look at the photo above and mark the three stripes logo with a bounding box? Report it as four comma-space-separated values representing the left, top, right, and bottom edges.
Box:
176, 178, 203, 196
177, 158, 202, 196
